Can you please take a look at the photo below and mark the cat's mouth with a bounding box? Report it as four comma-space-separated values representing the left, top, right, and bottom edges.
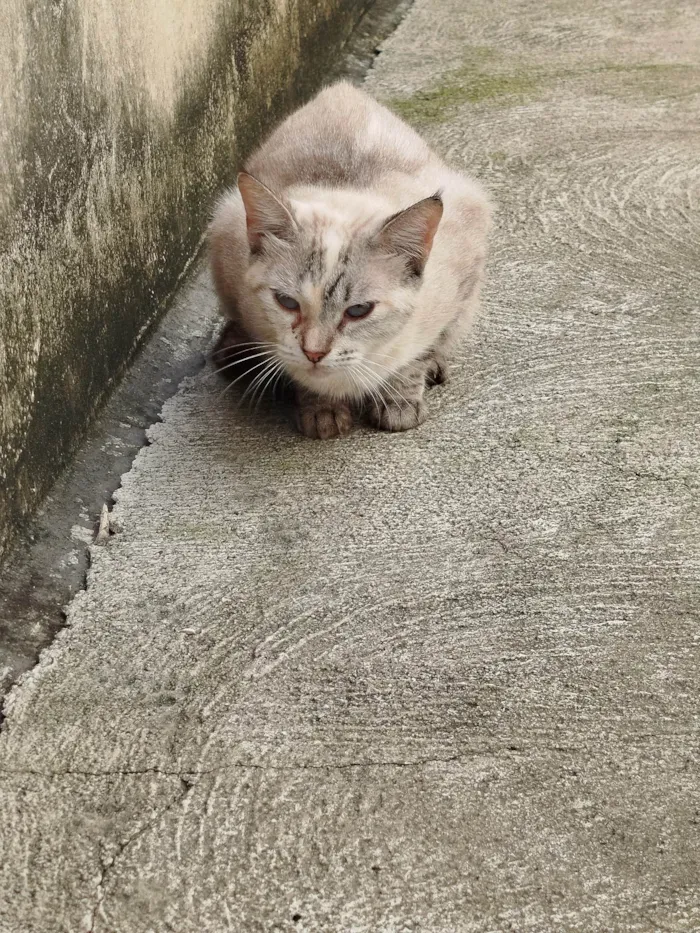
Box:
290, 360, 348, 390
285, 359, 329, 380
302, 361, 332, 377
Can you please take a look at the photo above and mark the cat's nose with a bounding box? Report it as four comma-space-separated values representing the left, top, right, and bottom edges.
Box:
303, 348, 329, 364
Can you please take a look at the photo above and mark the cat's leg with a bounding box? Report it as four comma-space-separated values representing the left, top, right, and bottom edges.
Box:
422, 311, 469, 388
366, 358, 431, 432
212, 318, 246, 360
423, 286, 481, 389
295, 389, 354, 440
424, 345, 449, 387
367, 310, 469, 429
211, 318, 277, 401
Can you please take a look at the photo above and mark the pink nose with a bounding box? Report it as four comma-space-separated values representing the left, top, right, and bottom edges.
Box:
303, 348, 328, 364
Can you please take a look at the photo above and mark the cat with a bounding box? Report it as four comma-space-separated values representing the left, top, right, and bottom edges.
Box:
208, 80, 492, 439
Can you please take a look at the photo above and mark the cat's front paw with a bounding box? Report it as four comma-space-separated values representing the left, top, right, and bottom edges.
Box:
296, 400, 354, 439
368, 397, 427, 432
425, 352, 449, 387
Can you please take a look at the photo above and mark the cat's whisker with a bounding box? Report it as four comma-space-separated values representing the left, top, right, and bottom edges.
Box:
377, 377, 413, 411
211, 351, 278, 375
351, 363, 386, 414
210, 340, 278, 358
344, 353, 408, 391
363, 359, 412, 388
346, 370, 368, 411
360, 357, 414, 396
356, 361, 411, 411
361, 366, 392, 412
238, 361, 276, 409
354, 359, 396, 399
211, 344, 279, 364
246, 372, 272, 412
265, 362, 288, 406
218, 356, 277, 398
349, 370, 380, 415
269, 362, 288, 402
213, 343, 277, 356
238, 357, 283, 411
252, 361, 286, 412
208, 349, 278, 378
372, 380, 403, 412
367, 350, 406, 365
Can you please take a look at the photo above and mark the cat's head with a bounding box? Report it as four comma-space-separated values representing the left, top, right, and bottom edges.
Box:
238, 172, 443, 401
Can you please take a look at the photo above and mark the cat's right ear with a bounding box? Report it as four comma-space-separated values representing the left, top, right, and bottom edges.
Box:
237, 172, 297, 253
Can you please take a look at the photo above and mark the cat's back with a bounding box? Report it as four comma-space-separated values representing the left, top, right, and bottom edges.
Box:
244, 81, 433, 193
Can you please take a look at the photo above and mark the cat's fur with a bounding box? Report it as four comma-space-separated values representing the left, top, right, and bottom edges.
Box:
208, 81, 492, 438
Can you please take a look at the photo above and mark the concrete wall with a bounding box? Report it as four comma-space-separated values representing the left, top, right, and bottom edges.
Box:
0, 0, 368, 560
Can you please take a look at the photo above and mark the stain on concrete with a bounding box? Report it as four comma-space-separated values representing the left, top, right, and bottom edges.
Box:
388, 48, 540, 123
388, 50, 700, 125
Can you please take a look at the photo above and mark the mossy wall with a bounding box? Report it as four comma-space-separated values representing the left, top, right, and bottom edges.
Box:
0, 0, 369, 560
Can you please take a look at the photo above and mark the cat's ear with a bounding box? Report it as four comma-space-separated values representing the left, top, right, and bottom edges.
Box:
237, 172, 297, 252
374, 194, 443, 277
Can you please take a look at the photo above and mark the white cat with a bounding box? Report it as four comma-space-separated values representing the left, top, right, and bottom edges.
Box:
208, 80, 492, 438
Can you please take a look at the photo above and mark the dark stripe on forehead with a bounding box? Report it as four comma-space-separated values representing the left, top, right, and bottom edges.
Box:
318, 242, 354, 319
303, 235, 325, 283
324, 270, 345, 301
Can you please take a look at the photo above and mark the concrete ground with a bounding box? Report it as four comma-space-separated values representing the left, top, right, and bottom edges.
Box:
1, 0, 699, 930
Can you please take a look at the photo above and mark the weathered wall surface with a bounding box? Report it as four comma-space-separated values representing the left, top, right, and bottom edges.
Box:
0, 0, 369, 560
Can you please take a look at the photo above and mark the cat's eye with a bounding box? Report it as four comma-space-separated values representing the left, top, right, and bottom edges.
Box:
344, 302, 375, 320
274, 291, 300, 311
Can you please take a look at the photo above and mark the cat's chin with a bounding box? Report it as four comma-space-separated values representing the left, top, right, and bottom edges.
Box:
289, 364, 362, 401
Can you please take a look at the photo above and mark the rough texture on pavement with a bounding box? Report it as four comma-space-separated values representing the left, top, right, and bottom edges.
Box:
1, 1, 699, 931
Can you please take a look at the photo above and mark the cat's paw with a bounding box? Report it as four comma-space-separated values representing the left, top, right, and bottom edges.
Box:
368, 397, 427, 432
425, 352, 449, 387
296, 401, 354, 439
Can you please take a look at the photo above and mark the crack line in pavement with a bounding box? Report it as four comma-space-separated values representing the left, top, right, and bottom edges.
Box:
84, 776, 198, 933
0, 750, 585, 780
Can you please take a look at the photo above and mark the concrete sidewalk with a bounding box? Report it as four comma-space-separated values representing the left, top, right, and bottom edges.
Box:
1, 1, 699, 930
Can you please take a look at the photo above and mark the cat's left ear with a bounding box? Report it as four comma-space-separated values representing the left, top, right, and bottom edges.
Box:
374, 194, 443, 277
237, 171, 298, 252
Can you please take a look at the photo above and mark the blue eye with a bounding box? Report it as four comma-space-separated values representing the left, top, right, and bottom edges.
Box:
274, 292, 300, 311
344, 302, 375, 320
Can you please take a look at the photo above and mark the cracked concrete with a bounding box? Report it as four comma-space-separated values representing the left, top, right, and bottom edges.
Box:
84, 778, 198, 933
1, 0, 699, 930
